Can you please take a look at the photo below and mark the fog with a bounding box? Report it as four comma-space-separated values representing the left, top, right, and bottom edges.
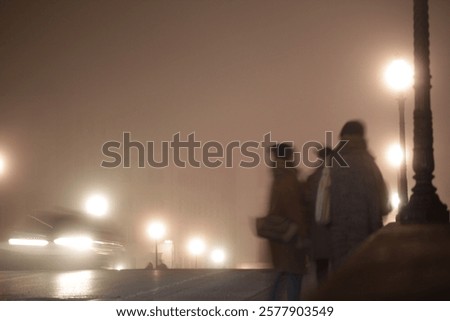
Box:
0, 0, 449, 268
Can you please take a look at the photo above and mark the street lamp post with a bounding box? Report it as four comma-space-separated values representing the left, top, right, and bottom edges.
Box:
163, 240, 175, 268
147, 222, 166, 269
397, 94, 408, 208
385, 59, 413, 210
188, 238, 205, 269
155, 240, 159, 268
398, 0, 448, 223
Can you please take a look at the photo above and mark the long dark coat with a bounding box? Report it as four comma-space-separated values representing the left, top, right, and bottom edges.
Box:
329, 136, 391, 268
267, 167, 309, 274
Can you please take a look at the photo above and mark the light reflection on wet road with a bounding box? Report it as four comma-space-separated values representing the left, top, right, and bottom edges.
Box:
0, 269, 276, 300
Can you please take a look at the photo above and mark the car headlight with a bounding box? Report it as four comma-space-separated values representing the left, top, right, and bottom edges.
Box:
54, 236, 93, 251
8, 238, 49, 247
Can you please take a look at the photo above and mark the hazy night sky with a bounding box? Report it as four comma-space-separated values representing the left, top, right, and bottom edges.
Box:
0, 0, 449, 267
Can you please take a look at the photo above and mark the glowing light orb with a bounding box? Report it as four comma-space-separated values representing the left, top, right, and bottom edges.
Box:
147, 222, 166, 240
391, 192, 401, 210
385, 59, 414, 92
387, 144, 404, 167
188, 238, 205, 256
211, 249, 226, 264
0, 156, 5, 175
85, 194, 109, 217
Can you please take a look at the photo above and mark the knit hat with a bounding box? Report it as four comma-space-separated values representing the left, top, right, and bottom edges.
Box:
340, 120, 365, 138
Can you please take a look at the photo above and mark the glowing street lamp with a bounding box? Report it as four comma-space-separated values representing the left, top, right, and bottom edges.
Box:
188, 238, 205, 268
147, 222, 166, 268
391, 192, 401, 211
0, 156, 5, 176
386, 143, 404, 168
384, 59, 413, 209
210, 248, 226, 266
385, 59, 414, 91
85, 194, 109, 217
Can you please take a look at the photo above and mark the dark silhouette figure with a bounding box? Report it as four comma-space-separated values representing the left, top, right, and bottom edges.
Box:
328, 120, 391, 270
265, 143, 309, 300
145, 262, 154, 270
305, 147, 333, 284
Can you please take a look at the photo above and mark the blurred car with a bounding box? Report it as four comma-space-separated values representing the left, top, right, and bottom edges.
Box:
0, 209, 129, 270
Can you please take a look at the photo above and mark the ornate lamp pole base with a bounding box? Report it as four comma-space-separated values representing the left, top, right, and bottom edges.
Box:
398, 188, 449, 223
396, 0, 449, 224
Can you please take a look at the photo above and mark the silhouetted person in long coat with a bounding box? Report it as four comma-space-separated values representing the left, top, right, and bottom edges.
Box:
266, 143, 309, 300
328, 121, 391, 270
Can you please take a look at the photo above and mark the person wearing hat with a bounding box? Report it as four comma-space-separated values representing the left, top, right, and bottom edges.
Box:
265, 143, 309, 300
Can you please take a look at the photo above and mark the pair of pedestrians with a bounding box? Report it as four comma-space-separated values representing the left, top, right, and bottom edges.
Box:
263, 120, 391, 300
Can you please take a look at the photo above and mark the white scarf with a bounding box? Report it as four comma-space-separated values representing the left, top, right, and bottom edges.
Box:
315, 158, 331, 225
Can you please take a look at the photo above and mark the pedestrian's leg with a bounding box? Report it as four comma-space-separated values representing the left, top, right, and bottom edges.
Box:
270, 272, 284, 300
286, 273, 302, 300
315, 259, 329, 285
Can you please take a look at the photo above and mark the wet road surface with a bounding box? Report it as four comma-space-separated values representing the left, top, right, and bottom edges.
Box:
0, 269, 276, 301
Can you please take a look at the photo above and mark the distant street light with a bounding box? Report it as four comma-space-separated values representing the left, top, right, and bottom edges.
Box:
384, 59, 413, 210
188, 238, 205, 269
386, 143, 404, 168
0, 155, 6, 176
164, 240, 175, 268
85, 194, 109, 217
210, 248, 226, 266
391, 192, 401, 210
147, 222, 166, 269
385, 59, 414, 91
